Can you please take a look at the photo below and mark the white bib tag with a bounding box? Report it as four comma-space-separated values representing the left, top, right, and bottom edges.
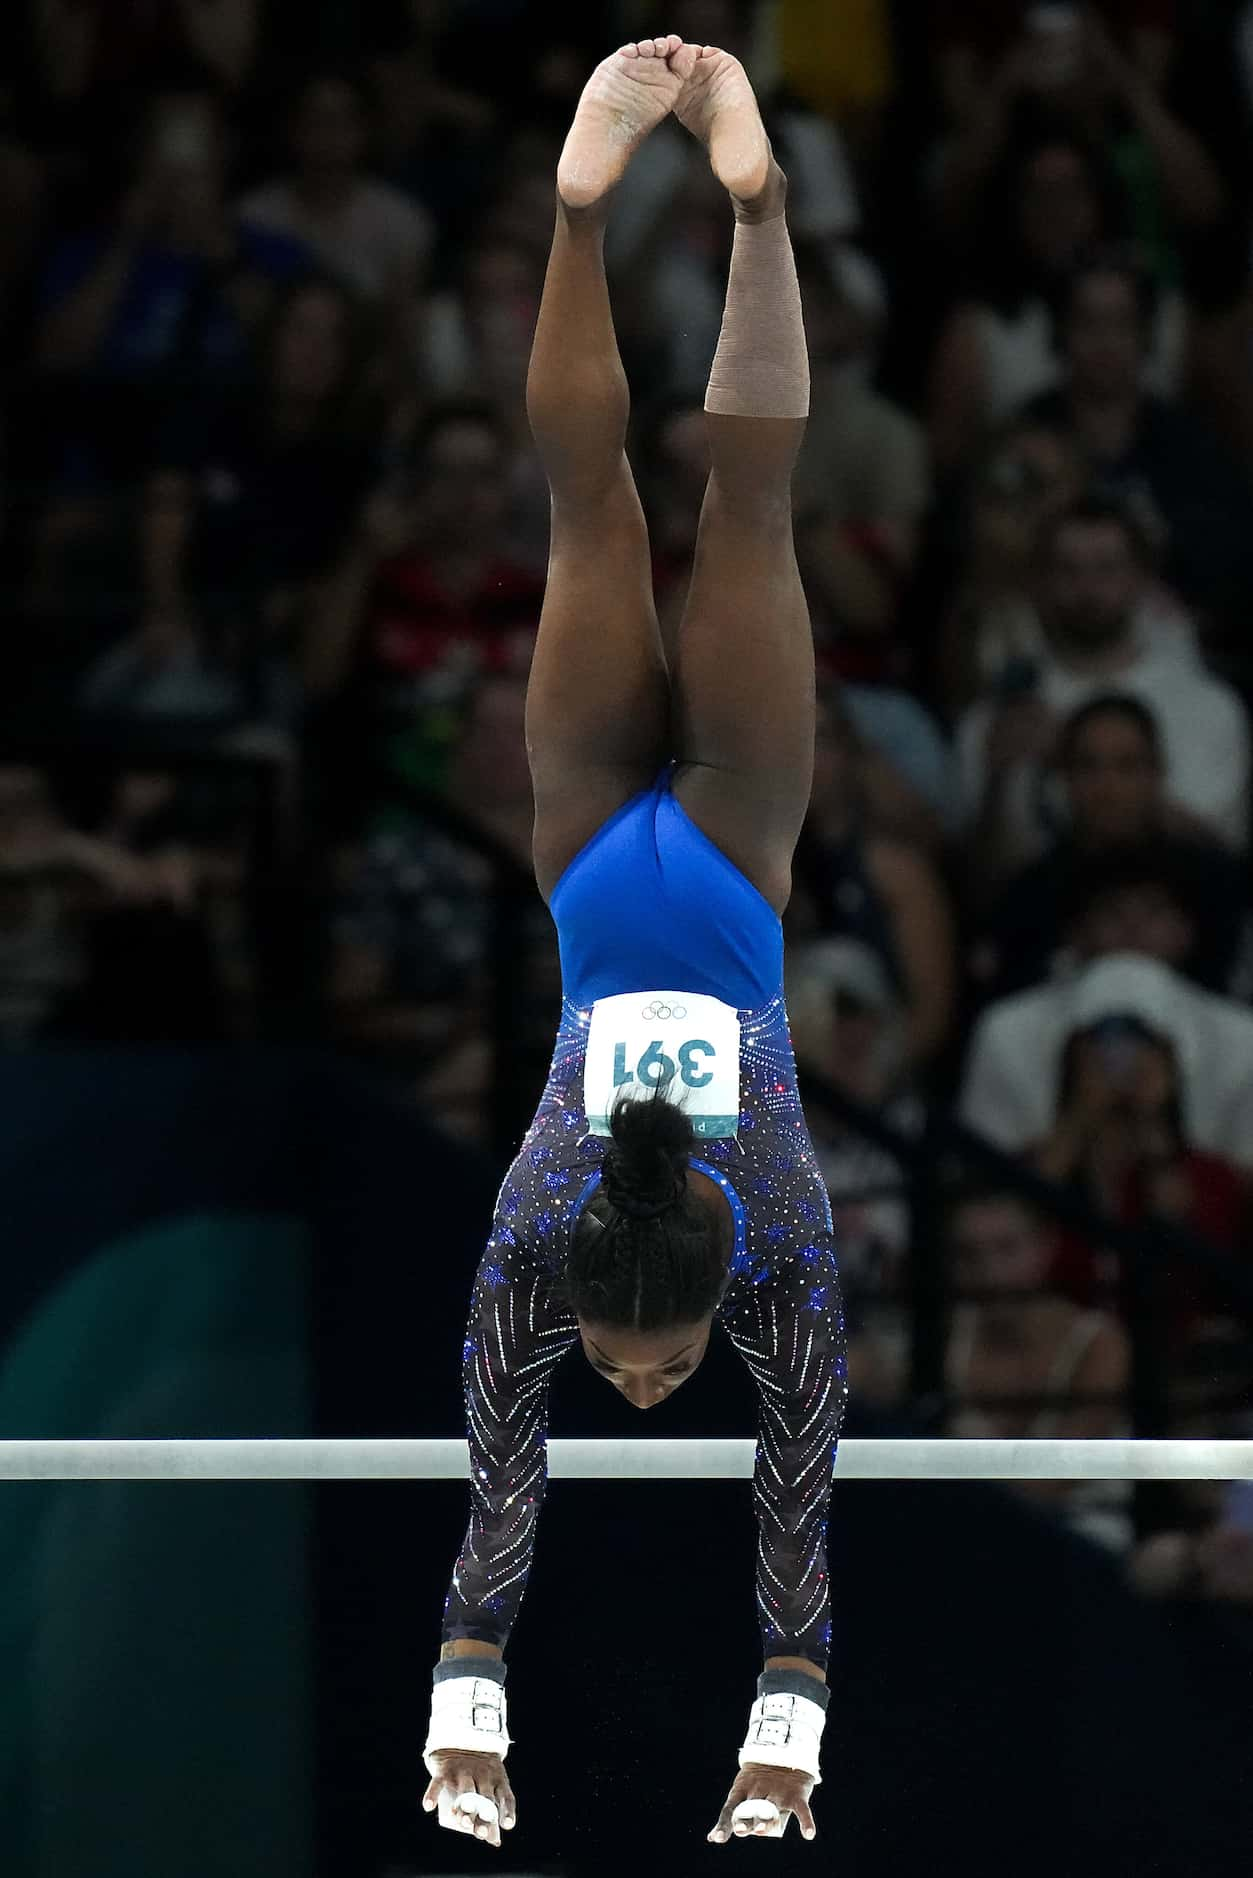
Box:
584, 991, 741, 1139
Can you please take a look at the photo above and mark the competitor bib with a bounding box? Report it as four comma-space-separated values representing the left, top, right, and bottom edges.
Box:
584, 990, 741, 1139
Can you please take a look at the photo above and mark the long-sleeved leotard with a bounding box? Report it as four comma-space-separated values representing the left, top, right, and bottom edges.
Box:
440, 767, 848, 1673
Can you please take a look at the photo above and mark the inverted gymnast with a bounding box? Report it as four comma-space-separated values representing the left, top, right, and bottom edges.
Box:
423, 36, 847, 1851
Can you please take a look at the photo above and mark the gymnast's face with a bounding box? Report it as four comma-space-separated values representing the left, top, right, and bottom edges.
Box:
578, 1320, 714, 1412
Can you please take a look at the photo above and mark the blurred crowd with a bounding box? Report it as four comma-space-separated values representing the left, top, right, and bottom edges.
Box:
1, 0, 1252, 1608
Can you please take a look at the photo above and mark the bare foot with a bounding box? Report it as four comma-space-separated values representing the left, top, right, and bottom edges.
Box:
557, 36, 687, 210
673, 45, 776, 211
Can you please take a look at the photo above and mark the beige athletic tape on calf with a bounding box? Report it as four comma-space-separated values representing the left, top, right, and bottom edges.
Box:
704, 216, 810, 420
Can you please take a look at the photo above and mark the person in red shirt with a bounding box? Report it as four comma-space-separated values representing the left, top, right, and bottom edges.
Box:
1030, 1014, 1248, 1355
304, 401, 544, 786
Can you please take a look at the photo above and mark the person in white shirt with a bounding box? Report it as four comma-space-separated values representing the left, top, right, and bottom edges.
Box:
961, 952, 1253, 1174
238, 71, 431, 303
957, 495, 1250, 889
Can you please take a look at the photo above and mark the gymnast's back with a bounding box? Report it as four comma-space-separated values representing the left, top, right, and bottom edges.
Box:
492, 763, 833, 1272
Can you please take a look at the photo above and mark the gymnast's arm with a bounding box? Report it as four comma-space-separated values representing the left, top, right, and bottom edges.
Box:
721, 1238, 847, 1688
438, 1225, 581, 1665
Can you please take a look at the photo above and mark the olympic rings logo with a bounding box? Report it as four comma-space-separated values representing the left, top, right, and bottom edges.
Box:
641, 1000, 687, 1021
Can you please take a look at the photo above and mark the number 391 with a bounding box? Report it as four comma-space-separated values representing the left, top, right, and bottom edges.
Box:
612, 1039, 715, 1089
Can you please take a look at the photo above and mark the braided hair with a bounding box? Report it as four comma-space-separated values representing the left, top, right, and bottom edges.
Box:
557, 1083, 729, 1332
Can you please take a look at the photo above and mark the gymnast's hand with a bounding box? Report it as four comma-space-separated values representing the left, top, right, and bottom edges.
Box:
423, 1749, 516, 1850
708, 1764, 818, 1844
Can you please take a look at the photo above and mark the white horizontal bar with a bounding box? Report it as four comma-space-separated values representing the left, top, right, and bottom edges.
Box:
0, 1438, 1247, 1481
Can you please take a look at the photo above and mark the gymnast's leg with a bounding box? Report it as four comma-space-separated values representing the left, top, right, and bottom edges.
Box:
525, 36, 695, 904
669, 48, 814, 915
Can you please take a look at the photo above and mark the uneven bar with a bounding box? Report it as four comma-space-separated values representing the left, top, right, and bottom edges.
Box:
0, 1438, 1248, 1481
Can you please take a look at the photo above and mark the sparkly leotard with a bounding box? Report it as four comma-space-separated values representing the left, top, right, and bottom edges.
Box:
442, 766, 848, 1672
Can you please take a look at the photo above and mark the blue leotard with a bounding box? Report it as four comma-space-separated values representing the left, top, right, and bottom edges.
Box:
442, 764, 848, 1672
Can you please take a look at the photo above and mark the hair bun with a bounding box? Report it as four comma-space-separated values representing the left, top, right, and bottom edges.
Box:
602, 1087, 695, 1223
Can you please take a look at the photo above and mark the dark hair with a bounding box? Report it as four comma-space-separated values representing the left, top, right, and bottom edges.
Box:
1039, 492, 1151, 568
971, 130, 1129, 313
1055, 1020, 1181, 1143
1062, 842, 1197, 930
253, 270, 376, 441
943, 1177, 1045, 1237
557, 1085, 728, 1332
1058, 693, 1163, 767
1050, 242, 1159, 349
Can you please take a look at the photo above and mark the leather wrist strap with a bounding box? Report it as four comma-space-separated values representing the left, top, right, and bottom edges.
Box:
424, 1668, 511, 1774
737, 1682, 826, 1785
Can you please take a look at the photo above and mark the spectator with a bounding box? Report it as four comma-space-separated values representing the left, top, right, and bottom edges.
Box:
417, 231, 549, 568
785, 933, 919, 1414
929, 131, 1186, 473
961, 951, 1253, 1174
419, 233, 543, 412
31, 91, 311, 476
327, 670, 559, 1140
472, 132, 560, 260
97, 768, 208, 914
1059, 851, 1220, 982
14, 475, 147, 723
77, 599, 246, 724
142, 273, 379, 702
942, 1178, 1132, 1549
1027, 1010, 1248, 1349
0, 760, 218, 1043
976, 696, 1249, 1000
935, 416, 1086, 716
837, 686, 961, 848
0, 763, 91, 1042
933, 2, 1178, 128
363, 3, 499, 233
936, 417, 1196, 720
1017, 250, 1253, 624
305, 402, 544, 789
13, 0, 258, 173
18, 269, 379, 732
787, 692, 957, 1071
237, 70, 431, 305
957, 496, 1250, 887
929, 4, 1223, 263
793, 240, 930, 675
54, 766, 229, 1040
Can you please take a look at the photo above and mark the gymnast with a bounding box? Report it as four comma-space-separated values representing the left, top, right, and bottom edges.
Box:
423, 35, 847, 1851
